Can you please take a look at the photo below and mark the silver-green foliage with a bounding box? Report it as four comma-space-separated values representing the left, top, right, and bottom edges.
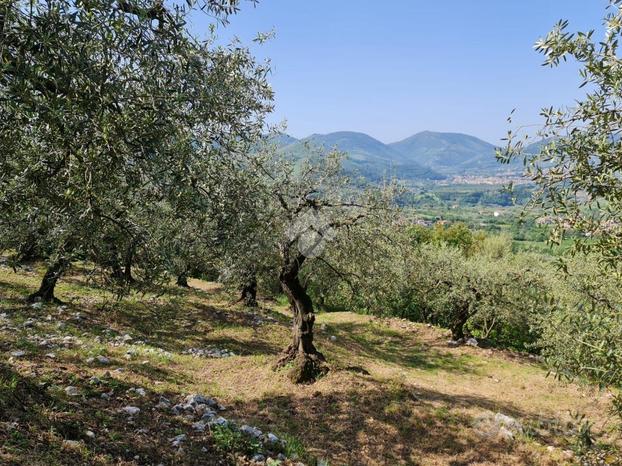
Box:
539, 257, 622, 388
0, 0, 272, 288
501, 0, 622, 269
499, 0, 622, 414
309, 220, 551, 348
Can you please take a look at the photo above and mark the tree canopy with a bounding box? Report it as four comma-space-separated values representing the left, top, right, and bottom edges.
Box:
500, 0, 622, 420
0, 0, 272, 300
501, 0, 622, 272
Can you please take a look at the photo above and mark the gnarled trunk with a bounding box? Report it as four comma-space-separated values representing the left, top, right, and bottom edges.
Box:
28, 258, 69, 303
240, 274, 257, 307
274, 251, 327, 383
450, 303, 470, 341
176, 273, 189, 288
450, 321, 466, 341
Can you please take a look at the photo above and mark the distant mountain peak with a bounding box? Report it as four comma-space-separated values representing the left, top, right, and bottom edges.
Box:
278, 131, 443, 181
266, 133, 298, 148
389, 131, 513, 175
267, 129, 519, 180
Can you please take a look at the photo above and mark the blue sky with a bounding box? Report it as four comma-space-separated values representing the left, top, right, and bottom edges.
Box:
191, 1, 607, 144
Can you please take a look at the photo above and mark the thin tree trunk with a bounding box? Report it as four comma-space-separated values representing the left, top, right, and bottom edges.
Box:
110, 257, 124, 281
101, 237, 123, 282
27, 258, 69, 303
274, 251, 327, 383
123, 241, 137, 284
16, 240, 38, 263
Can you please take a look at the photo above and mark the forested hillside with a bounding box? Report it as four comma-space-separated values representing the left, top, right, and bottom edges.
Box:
274, 131, 442, 181
273, 130, 528, 182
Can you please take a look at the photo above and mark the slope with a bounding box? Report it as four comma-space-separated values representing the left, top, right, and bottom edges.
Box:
389, 131, 518, 175
0, 262, 619, 465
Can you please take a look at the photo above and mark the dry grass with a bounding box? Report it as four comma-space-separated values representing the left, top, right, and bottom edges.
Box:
0, 262, 620, 465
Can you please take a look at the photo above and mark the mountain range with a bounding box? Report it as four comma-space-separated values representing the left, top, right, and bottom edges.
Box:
273, 130, 531, 182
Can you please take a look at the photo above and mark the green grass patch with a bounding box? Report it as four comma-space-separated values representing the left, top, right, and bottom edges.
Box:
211, 424, 262, 456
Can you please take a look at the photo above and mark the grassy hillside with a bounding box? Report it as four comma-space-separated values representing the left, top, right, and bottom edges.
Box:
0, 263, 620, 465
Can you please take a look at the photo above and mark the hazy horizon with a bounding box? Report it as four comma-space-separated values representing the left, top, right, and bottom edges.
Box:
266, 129, 510, 146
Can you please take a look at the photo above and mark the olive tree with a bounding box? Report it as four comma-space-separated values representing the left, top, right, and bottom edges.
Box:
209, 149, 281, 307
500, 0, 622, 418
302, 210, 412, 317
538, 256, 622, 388
311, 221, 551, 350
226, 144, 394, 383
0, 0, 272, 301
501, 0, 622, 270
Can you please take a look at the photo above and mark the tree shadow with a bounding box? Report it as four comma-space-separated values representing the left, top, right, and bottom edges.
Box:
233, 380, 556, 466
61, 298, 281, 357
0, 363, 229, 465
1, 276, 283, 360
0, 279, 35, 305
52, 350, 193, 385
327, 321, 478, 374
186, 335, 282, 357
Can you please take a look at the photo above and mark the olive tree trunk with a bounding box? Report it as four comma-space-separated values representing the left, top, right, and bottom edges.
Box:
274, 250, 327, 383
240, 274, 258, 307
16, 239, 38, 263
450, 303, 472, 341
123, 240, 137, 284
450, 320, 467, 341
27, 258, 69, 303
176, 273, 190, 288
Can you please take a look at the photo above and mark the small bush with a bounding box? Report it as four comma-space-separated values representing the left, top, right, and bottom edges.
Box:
211, 424, 262, 456
279, 432, 310, 461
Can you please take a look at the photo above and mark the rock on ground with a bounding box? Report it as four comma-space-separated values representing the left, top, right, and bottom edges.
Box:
120, 406, 140, 416
64, 386, 80, 396
240, 425, 262, 438
473, 411, 523, 441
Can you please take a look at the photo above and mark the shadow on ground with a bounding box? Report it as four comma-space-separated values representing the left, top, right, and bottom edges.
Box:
1, 275, 286, 358
0, 363, 230, 466
234, 379, 554, 466
327, 320, 478, 375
